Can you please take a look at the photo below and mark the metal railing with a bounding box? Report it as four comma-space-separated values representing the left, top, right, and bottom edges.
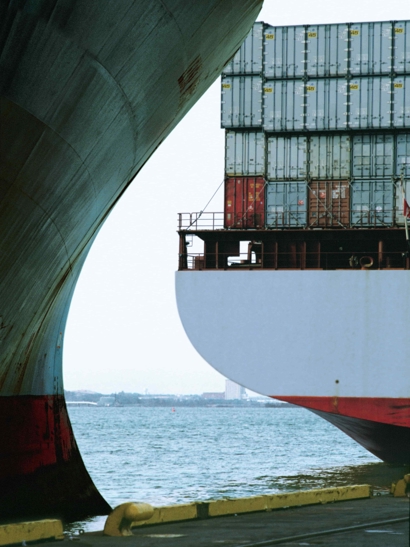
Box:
178, 212, 224, 230
178, 210, 407, 231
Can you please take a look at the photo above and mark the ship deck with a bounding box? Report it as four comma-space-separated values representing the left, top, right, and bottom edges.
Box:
177, 212, 410, 270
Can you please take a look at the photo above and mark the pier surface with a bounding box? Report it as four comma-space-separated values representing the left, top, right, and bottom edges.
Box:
60, 496, 408, 547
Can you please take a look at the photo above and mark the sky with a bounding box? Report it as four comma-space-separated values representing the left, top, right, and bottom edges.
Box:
63, 0, 410, 395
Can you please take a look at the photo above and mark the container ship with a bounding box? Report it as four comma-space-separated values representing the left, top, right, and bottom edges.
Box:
0, 0, 263, 522
176, 20, 410, 464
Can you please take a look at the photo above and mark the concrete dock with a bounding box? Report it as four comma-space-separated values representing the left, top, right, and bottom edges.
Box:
1, 485, 408, 546
63, 495, 408, 547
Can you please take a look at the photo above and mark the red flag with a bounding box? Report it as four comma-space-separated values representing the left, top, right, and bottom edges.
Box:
404, 198, 410, 218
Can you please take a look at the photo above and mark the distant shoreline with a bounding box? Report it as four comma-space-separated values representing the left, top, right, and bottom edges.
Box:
65, 390, 296, 409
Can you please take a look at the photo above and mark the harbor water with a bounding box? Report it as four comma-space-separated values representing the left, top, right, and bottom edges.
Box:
67, 405, 407, 531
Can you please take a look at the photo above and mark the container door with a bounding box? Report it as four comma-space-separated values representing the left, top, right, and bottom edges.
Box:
266, 182, 286, 227
372, 180, 394, 226
245, 177, 265, 228
288, 136, 308, 179
334, 135, 351, 179
286, 182, 307, 227
371, 77, 391, 128
267, 136, 286, 180
264, 26, 284, 78
225, 131, 241, 176
284, 80, 305, 130
243, 76, 263, 127
221, 77, 236, 127
224, 177, 245, 228
309, 136, 327, 179
353, 135, 393, 178
305, 80, 326, 130
352, 135, 372, 178
249, 132, 266, 176
351, 180, 394, 226
393, 76, 410, 128
350, 23, 371, 75
396, 134, 410, 177
393, 21, 410, 74
349, 78, 370, 128
308, 181, 350, 228
310, 135, 351, 179
331, 181, 350, 227
327, 79, 348, 130
351, 181, 372, 226
372, 22, 393, 74
285, 26, 306, 78
246, 22, 264, 74
328, 24, 349, 76
374, 135, 394, 177
266, 182, 306, 227
306, 24, 349, 77
267, 136, 307, 180
308, 181, 327, 227
262, 81, 276, 131
306, 26, 324, 77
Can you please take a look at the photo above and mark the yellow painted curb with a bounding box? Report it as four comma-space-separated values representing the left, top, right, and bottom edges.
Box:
0, 519, 63, 546
208, 485, 372, 517
133, 503, 197, 527
132, 485, 372, 527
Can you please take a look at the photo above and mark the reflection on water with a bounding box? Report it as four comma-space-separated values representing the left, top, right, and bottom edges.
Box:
66, 406, 409, 532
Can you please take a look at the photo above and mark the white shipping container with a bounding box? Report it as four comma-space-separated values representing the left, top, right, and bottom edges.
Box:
352, 135, 394, 178
305, 24, 349, 77
349, 22, 392, 75
264, 25, 305, 78
305, 79, 348, 130
349, 77, 391, 129
221, 76, 263, 128
266, 182, 307, 228
309, 135, 351, 179
223, 22, 264, 75
225, 131, 266, 176
267, 136, 307, 180
351, 180, 394, 227
262, 80, 304, 131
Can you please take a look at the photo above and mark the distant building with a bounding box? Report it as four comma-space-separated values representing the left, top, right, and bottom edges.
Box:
97, 396, 115, 406
225, 379, 246, 400
202, 392, 225, 400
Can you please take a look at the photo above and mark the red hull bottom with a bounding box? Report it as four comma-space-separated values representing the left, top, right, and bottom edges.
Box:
273, 397, 410, 464
0, 396, 111, 522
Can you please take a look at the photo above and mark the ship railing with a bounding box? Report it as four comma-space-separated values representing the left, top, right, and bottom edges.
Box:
178, 212, 224, 230
178, 210, 406, 230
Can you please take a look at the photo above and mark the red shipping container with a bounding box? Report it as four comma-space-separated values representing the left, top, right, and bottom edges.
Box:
308, 181, 350, 228
224, 177, 265, 228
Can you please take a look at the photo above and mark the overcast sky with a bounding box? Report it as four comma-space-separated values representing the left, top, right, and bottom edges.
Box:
63, 0, 410, 395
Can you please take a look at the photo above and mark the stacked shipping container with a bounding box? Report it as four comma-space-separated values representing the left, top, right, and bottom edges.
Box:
221, 19, 410, 229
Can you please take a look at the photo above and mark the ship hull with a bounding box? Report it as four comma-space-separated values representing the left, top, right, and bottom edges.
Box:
176, 270, 410, 463
0, 0, 263, 521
